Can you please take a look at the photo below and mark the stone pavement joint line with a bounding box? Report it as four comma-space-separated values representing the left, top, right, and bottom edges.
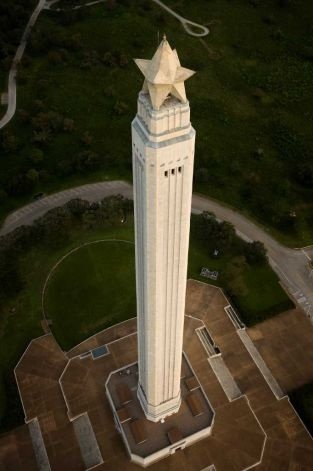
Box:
2, 281, 312, 470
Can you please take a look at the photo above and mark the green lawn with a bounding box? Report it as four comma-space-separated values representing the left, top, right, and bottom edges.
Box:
236, 264, 293, 325
45, 240, 136, 349
188, 230, 293, 327
0, 0, 312, 245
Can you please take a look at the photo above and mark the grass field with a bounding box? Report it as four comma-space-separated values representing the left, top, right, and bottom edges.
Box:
0, 0, 312, 245
188, 229, 292, 326
45, 240, 136, 349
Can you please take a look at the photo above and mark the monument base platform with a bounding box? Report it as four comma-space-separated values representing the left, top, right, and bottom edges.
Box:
11, 281, 313, 470
106, 355, 214, 468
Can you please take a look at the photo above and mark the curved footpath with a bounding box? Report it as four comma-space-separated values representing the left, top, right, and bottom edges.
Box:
0, 0, 47, 129
0, 0, 209, 130
1, 180, 312, 319
152, 0, 209, 37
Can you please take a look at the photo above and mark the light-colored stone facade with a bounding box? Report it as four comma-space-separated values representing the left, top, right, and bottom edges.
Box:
132, 88, 195, 421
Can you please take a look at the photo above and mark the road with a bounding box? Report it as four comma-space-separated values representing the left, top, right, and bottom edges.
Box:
1, 180, 312, 320
0, 0, 47, 130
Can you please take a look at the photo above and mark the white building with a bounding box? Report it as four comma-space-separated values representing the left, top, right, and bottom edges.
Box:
132, 36, 196, 422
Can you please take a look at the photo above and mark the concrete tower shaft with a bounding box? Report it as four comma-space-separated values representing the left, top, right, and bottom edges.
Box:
132, 39, 195, 422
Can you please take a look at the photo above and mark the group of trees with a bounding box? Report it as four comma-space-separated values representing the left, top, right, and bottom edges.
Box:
271, 122, 313, 188
0, 5, 133, 200
194, 211, 267, 261
0, 0, 36, 69
0, 195, 133, 306
0, 97, 105, 197
192, 211, 267, 298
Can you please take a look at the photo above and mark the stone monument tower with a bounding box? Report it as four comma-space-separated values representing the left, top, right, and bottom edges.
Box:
132, 36, 196, 422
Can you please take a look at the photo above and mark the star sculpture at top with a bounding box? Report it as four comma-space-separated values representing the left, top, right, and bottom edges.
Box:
134, 35, 195, 111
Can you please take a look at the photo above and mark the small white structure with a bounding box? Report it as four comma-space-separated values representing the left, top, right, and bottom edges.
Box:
132, 36, 196, 422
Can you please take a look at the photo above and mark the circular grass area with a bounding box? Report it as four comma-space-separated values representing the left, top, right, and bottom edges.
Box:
44, 240, 136, 350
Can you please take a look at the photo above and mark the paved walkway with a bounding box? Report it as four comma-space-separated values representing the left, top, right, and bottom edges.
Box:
0, 0, 47, 130
247, 309, 313, 392
45, 0, 106, 12
0, 0, 208, 129
152, 0, 209, 37
1, 180, 312, 321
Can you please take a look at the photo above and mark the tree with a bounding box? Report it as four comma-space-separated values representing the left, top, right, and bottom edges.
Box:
1, 131, 18, 153
195, 213, 236, 249
26, 168, 39, 184
244, 241, 267, 264
296, 162, 313, 188
75, 151, 99, 172
57, 159, 74, 177
0, 188, 8, 203
63, 118, 75, 132
32, 111, 63, 133
80, 131, 93, 146
279, 0, 291, 6
113, 100, 128, 116
118, 53, 129, 68
107, 0, 116, 10
30, 148, 44, 164
34, 207, 72, 248
66, 198, 90, 217
217, 221, 236, 250
102, 51, 116, 67
47, 50, 63, 65
18, 108, 30, 123
6, 173, 34, 196
32, 130, 51, 145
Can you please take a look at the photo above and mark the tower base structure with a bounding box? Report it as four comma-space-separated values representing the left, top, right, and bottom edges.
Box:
137, 383, 181, 423
106, 354, 214, 468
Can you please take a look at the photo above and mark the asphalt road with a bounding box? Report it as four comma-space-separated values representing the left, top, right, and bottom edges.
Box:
1, 180, 312, 320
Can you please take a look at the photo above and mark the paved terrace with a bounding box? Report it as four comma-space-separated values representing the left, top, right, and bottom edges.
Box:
60, 313, 265, 470
247, 308, 313, 392
185, 281, 313, 470
67, 317, 137, 359
13, 334, 85, 470
0, 424, 37, 469
2, 280, 312, 470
